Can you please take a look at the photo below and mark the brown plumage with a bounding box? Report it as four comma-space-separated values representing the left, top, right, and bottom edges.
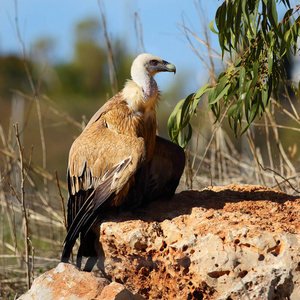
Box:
61, 53, 185, 271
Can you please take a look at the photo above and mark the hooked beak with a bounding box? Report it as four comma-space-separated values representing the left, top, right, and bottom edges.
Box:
162, 60, 176, 74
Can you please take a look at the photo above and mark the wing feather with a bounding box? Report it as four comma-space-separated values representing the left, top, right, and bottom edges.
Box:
61, 157, 137, 263
145, 136, 185, 201
61, 96, 147, 263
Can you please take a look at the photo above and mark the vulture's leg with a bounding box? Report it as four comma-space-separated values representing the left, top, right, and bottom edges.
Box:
77, 229, 98, 271
83, 255, 98, 272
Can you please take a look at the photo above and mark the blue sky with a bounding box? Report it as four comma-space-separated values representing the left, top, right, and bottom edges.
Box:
0, 0, 222, 93
1, 1, 298, 94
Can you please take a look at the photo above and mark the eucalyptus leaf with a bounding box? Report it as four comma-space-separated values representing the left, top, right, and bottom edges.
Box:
168, 0, 300, 144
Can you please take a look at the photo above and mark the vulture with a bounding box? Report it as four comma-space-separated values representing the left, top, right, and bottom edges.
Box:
61, 53, 185, 271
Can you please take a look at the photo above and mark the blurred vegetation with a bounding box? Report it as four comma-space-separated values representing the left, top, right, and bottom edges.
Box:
0, 16, 185, 298
0, 17, 184, 182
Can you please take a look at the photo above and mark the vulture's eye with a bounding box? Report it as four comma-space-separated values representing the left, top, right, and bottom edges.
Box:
150, 60, 158, 66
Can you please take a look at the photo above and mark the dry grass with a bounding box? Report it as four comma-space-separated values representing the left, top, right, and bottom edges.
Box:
0, 114, 66, 298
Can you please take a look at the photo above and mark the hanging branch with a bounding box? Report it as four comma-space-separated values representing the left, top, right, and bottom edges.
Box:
169, 0, 300, 145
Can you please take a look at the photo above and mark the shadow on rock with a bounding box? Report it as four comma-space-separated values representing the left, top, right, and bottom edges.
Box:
103, 184, 299, 223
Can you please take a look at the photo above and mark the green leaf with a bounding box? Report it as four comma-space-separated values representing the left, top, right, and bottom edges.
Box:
194, 83, 211, 100
225, 84, 239, 103
209, 101, 221, 121
233, 103, 243, 135
227, 104, 238, 129
192, 84, 211, 111
262, 86, 268, 108
252, 61, 259, 77
167, 84, 210, 147
180, 93, 194, 124
168, 98, 186, 142
209, 83, 231, 105
239, 66, 246, 95
244, 92, 250, 122
284, 29, 292, 44
250, 73, 259, 89
248, 102, 259, 124
267, 47, 274, 75
234, 1, 242, 48
283, 8, 293, 22
270, 0, 278, 24
209, 20, 218, 34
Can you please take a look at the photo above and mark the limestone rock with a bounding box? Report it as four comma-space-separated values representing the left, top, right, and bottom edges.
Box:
18, 184, 300, 299
18, 262, 143, 300
95, 184, 300, 299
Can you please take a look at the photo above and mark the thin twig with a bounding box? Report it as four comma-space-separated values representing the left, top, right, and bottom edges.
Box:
178, 23, 232, 66
194, 105, 230, 179
245, 130, 266, 186
258, 163, 300, 194
98, 0, 118, 94
14, 0, 50, 209
266, 109, 296, 174
13, 123, 31, 289
0, 147, 67, 191
283, 84, 300, 120
270, 98, 300, 125
55, 170, 67, 232
28, 238, 35, 282
134, 12, 146, 53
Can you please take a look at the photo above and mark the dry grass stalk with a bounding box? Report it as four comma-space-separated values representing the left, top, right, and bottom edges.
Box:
98, 0, 118, 95
55, 170, 67, 232
12, 123, 31, 289
134, 12, 146, 53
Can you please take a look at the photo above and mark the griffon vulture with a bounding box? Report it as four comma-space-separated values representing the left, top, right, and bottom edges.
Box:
61, 53, 185, 271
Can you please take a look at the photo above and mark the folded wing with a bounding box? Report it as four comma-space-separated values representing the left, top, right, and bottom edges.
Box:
61, 99, 147, 265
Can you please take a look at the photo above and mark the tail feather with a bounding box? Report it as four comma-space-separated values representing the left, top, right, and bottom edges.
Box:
61, 186, 113, 263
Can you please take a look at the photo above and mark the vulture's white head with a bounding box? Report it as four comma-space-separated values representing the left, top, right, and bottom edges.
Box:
124, 53, 176, 111
131, 53, 176, 80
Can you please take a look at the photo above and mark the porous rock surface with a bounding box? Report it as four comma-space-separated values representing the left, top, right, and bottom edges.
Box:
19, 184, 300, 299
18, 262, 143, 300
95, 184, 300, 299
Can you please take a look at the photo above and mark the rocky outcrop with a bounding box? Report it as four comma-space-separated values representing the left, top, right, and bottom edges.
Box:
18, 262, 143, 300
20, 184, 300, 299
95, 184, 300, 299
